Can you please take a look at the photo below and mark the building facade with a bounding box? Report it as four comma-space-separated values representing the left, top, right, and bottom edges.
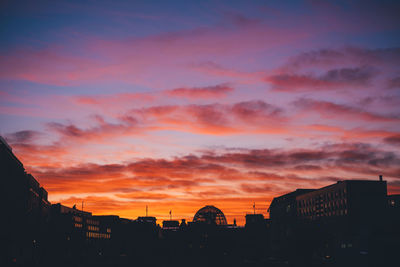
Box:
0, 137, 51, 265
268, 179, 389, 266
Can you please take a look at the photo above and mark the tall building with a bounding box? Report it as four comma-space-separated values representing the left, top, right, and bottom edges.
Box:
269, 189, 315, 220
268, 178, 389, 265
0, 136, 51, 265
296, 180, 387, 223
268, 189, 315, 255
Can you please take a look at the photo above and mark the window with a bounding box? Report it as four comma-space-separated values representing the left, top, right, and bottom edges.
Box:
286, 204, 291, 213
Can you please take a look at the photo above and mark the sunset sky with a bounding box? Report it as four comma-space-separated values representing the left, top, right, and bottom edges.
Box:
1, 0, 400, 225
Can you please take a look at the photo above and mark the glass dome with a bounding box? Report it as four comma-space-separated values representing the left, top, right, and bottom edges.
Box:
193, 205, 227, 225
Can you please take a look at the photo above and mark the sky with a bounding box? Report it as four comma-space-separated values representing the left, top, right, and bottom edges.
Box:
1, 0, 400, 225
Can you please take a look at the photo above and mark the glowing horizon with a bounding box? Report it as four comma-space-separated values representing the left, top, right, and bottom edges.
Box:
1, 0, 400, 225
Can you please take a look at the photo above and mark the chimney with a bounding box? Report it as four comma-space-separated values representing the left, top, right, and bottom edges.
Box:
379, 175, 383, 182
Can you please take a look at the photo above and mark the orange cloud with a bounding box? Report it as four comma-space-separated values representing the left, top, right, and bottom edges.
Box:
21, 142, 398, 225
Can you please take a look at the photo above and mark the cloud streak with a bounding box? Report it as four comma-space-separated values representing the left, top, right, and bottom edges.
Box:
267, 66, 376, 91
164, 84, 233, 99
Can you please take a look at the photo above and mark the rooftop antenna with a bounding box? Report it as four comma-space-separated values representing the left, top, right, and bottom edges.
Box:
82, 201, 84, 211
379, 175, 383, 182
169, 210, 172, 220
146, 205, 148, 217
253, 202, 255, 215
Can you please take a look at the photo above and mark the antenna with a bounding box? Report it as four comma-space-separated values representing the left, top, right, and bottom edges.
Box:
253, 202, 255, 214
169, 210, 172, 220
82, 201, 84, 211
146, 205, 148, 217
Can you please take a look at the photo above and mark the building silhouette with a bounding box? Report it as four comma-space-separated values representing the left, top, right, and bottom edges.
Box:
192, 205, 227, 225
162, 220, 180, 230
2, 135, 400, 266
0, 137, 51, 265
268, 178, 392, 266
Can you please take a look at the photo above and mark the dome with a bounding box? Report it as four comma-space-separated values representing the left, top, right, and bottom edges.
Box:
193, 205, 227, 225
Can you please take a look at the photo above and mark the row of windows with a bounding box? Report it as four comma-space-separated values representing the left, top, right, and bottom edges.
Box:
299, 209, 348, 218
341, 243, 353, 249
73, 216, 82, 222
299, 200, 347, 213
86, 232, 110, 239
74, 223, 83, 228
106, 228, 111, 233
87, 225, 99, 231
86, 219, 100, 226
298, 191, 347, 208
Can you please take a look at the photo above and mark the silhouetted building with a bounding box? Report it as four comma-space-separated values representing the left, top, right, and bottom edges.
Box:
243, 214, 270, 260
1, 136, 51, 265
46, 204, 114, 265
51, 203, 111, 240
269, 179, 389, 266
180, 219, 187, 228
388, 194, 400, 209
162, 220, 180, 230
193, 205, 227, 225
297, 180, 387, 222
137, 216, 157, 225
4, 134, 400, 267
245, 214, 266, 228
93, 215, 118, 239
269, 189, 315, 220
268, 189, 315, 256
383, 194, 400, 265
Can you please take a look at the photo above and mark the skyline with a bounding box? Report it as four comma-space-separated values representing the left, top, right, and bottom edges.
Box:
1, 0, 400, 225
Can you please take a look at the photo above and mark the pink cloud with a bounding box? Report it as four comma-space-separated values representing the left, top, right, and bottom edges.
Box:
294, 98, 400, 123
75, 92, 155, 107
164, 84, 233, 99
266, 66, 376, 91
0, 20, 307, 87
